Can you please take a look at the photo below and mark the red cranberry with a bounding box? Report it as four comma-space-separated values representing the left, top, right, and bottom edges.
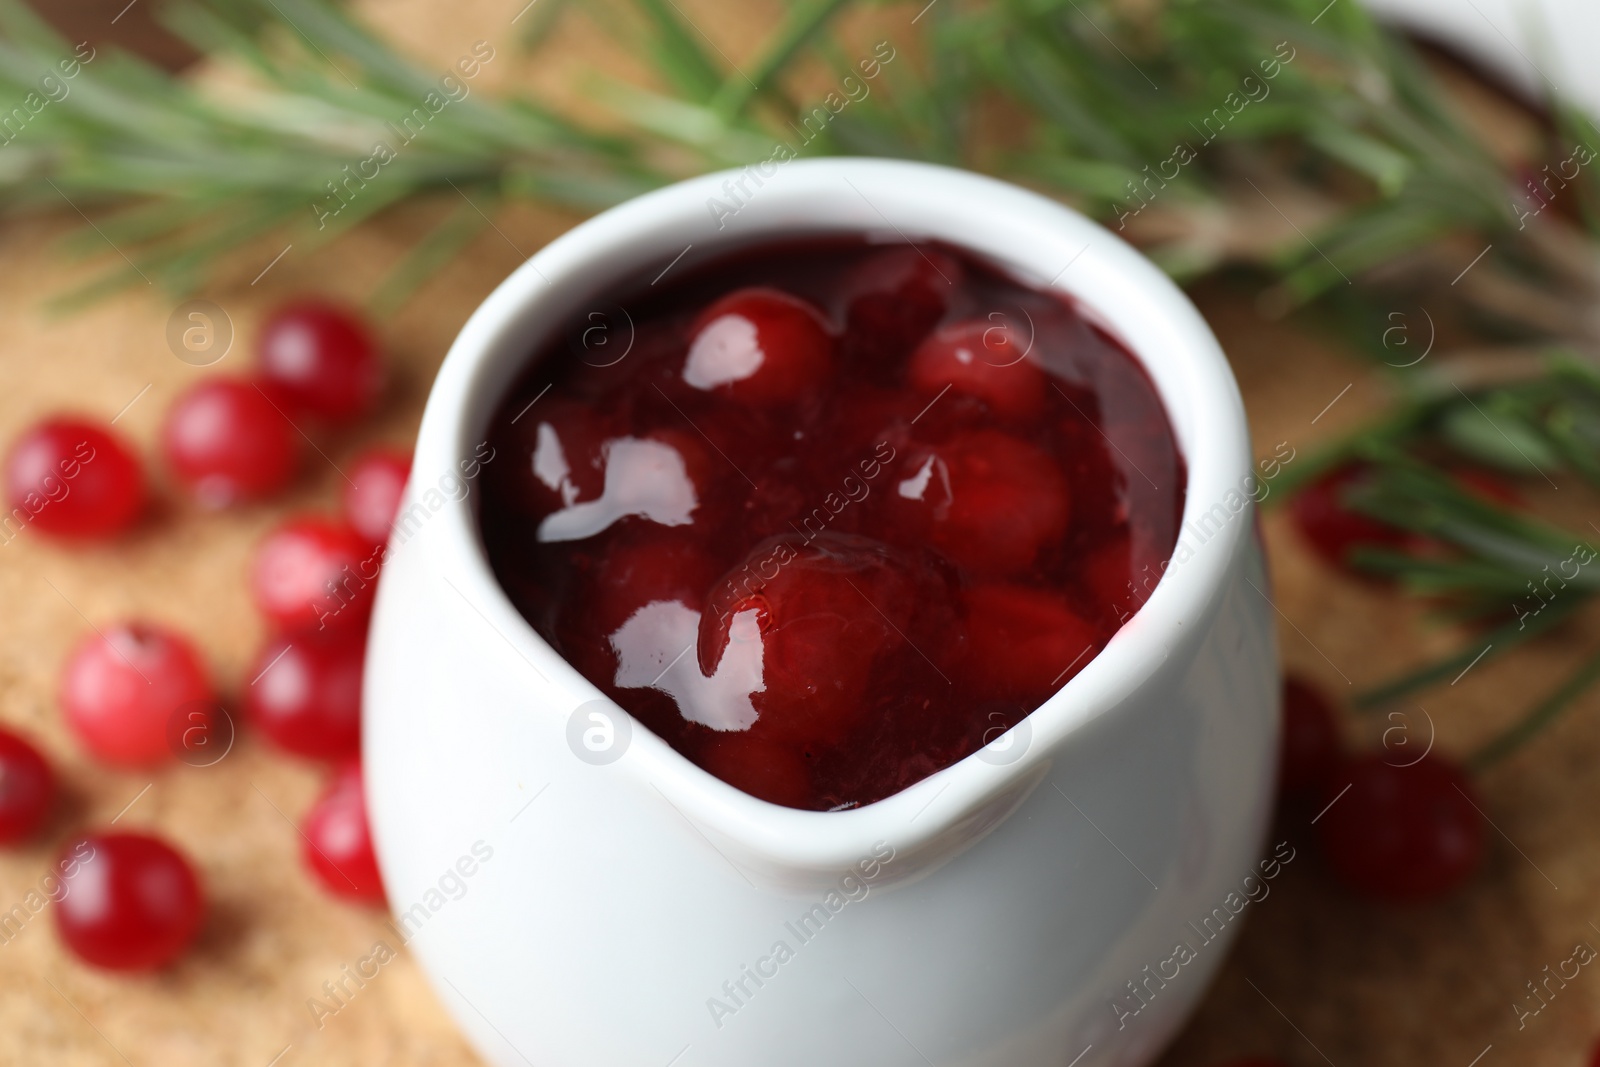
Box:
54, 831, 204, 971
244, 629, 364, 761
343, 447, 411, 546
4, 418, 144, 539
1079, 533, 1137, 623
301, 762, 385, 904
1290, 463, 1411, 571
507, 400, 615, 520
888, 429, 1070, 577
908, 318, 1046, 419
592, 530, 716, 622
0, 726, 55, 842
1317, 753, 1485, 901
251, 517, 378, 632
60, 622, 214, 767
162, 377, 299, 507
838, 245, 960, 359
538, 430, 711, 544
962, 584, 1098, 701
698, 731, 812, 808
573, 531, 721, 703
696, 534, 956, 747
683, 288, 833, 405
258, 301, 383, 423
1279, 675, 1342, 799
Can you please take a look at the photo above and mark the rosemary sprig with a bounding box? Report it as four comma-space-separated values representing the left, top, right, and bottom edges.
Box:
1351, 597, 1580, 710
0, 0, 662, 304
1277, 357, 1600, 763
589, 0, 1600, 345
3, 0, 1596, 329
1469, 650, 1600, 770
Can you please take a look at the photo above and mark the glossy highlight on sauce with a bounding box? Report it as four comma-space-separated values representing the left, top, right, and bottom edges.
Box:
480, 236, 1185, 810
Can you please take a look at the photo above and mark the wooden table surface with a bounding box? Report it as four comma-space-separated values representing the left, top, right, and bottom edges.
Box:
2, 1, 1598, 1064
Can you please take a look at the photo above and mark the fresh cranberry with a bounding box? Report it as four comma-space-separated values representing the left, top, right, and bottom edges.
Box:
682, 288, 832, 405
963, 584, 1098, 701
162, 377, 299, 507
888, 429, 1070, 577
258, 301, 383, 423
1279, 675, 1342, 799
838, 246, 960, 359
301, 763, 385, 904
251, 517, 378, 632
0, 726, 55, 842
698, 731, 813, 808
5, 418, 145, 540
60, 622, 214, 766
1290, 463, 1412, 571
908, 318, 1046, 418
343, 447, 411, 546
54, 831, 205, 971
244, 629, 364, 760
1317, 753, 1485, 901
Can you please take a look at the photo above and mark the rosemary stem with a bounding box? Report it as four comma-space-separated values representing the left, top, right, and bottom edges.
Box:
1468, 648, 1600, 772
1352, 597, 1584, 710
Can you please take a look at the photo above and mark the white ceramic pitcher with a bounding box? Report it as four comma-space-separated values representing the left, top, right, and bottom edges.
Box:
363, 158, 1280, 1067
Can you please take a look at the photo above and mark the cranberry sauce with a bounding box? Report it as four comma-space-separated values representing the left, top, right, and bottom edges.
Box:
479, 236, 1185, 810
